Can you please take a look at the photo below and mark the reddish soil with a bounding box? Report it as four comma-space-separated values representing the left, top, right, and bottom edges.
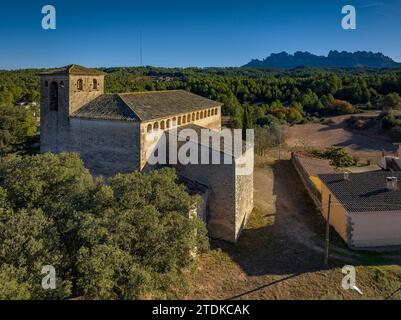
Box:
285, 112, 396, 157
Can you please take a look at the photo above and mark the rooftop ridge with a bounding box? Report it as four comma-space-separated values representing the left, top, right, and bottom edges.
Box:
118, 89, 186, 95
38, 64, 106, 76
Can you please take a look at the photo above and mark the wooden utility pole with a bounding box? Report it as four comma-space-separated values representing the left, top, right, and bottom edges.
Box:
324, 194, 332, 265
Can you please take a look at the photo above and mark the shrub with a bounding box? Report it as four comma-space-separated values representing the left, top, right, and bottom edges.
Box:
310, 147, 355, 167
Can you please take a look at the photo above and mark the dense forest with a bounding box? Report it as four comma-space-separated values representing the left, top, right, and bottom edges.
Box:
0, 154, 208, 299
1, 66, 401, 155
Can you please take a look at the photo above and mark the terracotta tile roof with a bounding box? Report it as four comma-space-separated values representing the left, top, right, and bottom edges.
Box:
38, 64, 106, 76
70, 94, 139, 121
118, 90, 221, 121
319, 172, 401, 212
71, 90, 221, 122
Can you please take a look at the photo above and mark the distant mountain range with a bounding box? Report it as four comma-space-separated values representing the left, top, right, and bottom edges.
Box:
243, 51, 401, 68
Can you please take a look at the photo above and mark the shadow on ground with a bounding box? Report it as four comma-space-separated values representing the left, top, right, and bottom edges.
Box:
211, 160, 401, 279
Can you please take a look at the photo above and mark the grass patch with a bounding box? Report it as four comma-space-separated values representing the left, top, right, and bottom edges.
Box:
246, 207, 271, 229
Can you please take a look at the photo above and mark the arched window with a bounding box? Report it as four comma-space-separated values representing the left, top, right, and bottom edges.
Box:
77, 79, 83, 91
200, 111, 204, 119
160, 120, 165, 130
188, 114, 191, 122
147, 124, 152, 133
192, 113, 195, 121
166, 119, 171, 128
93, 79, 98, 90
178, 116, 181, 125
214, 108, 218, 115
49, 82, 59, 111
172, 117, 177, 126
182, 115, 186, 124
153, 122, 159, 130
196, 112, 199, 120
208, 109, 211, 117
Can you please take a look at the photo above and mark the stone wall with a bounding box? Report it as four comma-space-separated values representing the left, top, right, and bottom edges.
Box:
67, 118, 140, 177
40, 75, 70, 153
171, 139, 239, 242
234, 149, 254, 240
68, 75, 104, 113
40, 73, 104, 154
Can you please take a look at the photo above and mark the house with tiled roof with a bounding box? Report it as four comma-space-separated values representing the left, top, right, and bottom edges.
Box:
39, 65, 253, 243
319, 172, 401, 248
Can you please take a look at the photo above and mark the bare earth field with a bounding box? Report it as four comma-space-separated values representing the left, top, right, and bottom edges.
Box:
185, 156, 401, 300
285, 112, 397, 156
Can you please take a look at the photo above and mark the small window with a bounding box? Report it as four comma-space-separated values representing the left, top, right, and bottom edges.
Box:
147, 124, 152, 132
166, 119, 171, 128
160, 121, 165, 130
178, 116, 181, 125
208, 110, 211, 117
196, 112, 199, 120
182, 115, 186, 124
93, 79, 98, 90
188, 114, 191, 122
214, 108, 218, 115
77, 79, 83, 91
200, 111, 204, 119
153, 122, 159, 130
192, 113, 195, 121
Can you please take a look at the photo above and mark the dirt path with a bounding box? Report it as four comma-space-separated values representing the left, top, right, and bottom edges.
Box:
185, 159, 401, 300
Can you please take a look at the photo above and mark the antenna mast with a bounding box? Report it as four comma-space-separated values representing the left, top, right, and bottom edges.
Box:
140, 30, 143, 67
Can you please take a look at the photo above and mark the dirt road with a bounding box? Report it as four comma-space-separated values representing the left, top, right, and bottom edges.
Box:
185, 159, 401, 300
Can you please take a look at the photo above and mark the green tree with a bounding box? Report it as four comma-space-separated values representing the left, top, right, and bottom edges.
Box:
378, 92, 401, 113
242, 104, 253, 139
0, 105, 37, 156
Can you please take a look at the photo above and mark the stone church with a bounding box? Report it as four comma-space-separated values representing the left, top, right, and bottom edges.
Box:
39, 65, 253, 243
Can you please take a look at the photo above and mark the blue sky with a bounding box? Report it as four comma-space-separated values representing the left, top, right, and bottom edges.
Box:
1, 0, 400, 69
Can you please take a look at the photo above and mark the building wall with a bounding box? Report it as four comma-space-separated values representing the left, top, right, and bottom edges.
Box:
40, 74, 104, 154
67, 118, 140, 177
320, 182, 350, 244
40, 75, 70, 153
171, 141, 237, 242
234, 150, 254, 240
68, 75, 104, 113
310, 176, 323, 192
349, 211, 401, 247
